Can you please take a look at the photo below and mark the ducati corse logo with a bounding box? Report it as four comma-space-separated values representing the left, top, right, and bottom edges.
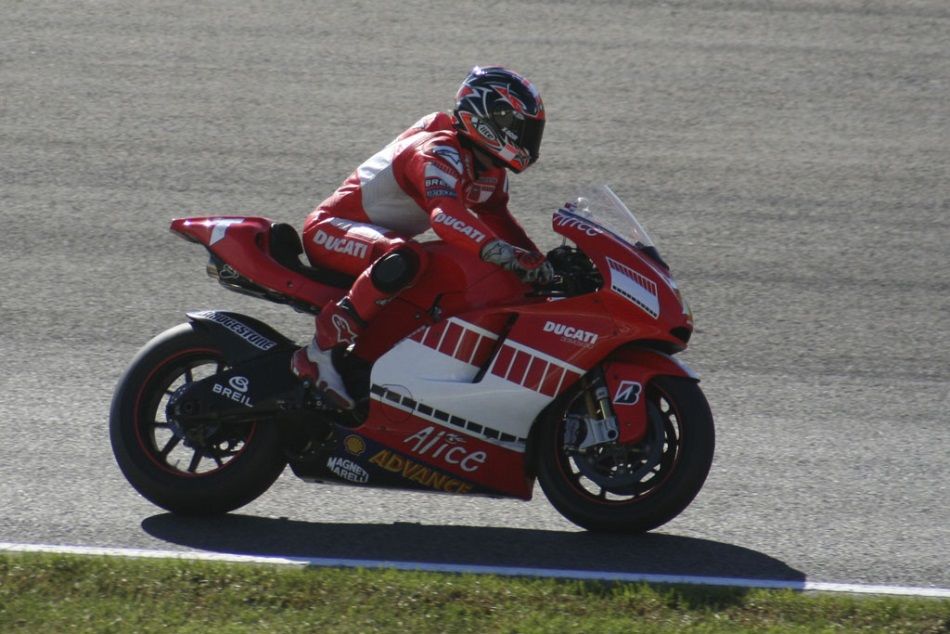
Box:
543, 320, 598, 345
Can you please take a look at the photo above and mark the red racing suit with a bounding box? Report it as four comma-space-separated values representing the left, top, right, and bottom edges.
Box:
302, 111, 538, 326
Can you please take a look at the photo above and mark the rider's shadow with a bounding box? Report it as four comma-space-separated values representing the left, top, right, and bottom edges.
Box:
141, 513, 804, 585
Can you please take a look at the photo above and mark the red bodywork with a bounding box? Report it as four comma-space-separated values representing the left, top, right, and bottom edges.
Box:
170, 210, 696, 499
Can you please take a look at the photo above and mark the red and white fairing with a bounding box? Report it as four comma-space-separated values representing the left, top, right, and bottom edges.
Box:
355, 207, 695, 498
169, 187, 697, 500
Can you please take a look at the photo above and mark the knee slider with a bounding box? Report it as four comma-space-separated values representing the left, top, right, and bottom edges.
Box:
369, 247, 420, 293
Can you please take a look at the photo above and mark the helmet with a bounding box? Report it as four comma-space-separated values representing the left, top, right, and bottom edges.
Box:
453, 66, 545, 173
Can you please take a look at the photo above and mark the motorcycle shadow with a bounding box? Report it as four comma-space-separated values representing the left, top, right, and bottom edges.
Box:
141, 513, 804, 585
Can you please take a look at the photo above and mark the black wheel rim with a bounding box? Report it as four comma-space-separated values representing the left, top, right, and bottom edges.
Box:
133, 348, 257, 478
555, 382, 683, 505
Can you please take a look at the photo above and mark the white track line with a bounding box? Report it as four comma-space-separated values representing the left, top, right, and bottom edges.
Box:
1, 542, 947, 598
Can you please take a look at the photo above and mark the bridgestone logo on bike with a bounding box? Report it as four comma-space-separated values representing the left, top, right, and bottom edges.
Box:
193, 311, 276, 350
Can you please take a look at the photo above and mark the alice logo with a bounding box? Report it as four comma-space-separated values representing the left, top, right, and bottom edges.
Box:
403, 426, 487, 472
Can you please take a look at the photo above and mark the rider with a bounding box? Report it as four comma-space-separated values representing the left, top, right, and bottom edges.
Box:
291, 65, 552, 409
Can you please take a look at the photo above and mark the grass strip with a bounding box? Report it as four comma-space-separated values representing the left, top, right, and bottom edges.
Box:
0, 552, 947, 633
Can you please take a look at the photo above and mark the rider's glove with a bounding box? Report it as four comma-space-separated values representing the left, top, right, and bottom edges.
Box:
481, 239, 555, 285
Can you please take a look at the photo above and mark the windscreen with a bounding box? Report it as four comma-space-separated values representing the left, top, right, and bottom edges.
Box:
570, 185, 656, 249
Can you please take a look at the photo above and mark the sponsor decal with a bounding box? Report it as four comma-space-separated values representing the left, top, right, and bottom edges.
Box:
403, 426, 487, 472
193, 311, 277, 351
326, 457, 370, 484
425, 163, 459, 188
543, 320, 599, 345
331, 313, 358, 345
476, 123, 498, 142
431, 145, 463, 173
312, 229, 369, 260
344, 435, 366, 456
606, 257, 660, 319
212, 376, 253, 407
425, 177, 457, 199
465, 182, 494, 204
208, 218, 245, 245
216, 264, 241, 281
369, 449, 474, 493
613, 380, 642, 406
553, 213, 600, 237
432, 212, 486, 244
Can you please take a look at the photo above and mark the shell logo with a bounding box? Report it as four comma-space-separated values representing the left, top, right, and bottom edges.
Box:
344, 435, 366, 456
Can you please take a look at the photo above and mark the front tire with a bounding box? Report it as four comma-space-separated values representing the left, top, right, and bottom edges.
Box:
109, 323, 287, 515
536, 375, 714, 533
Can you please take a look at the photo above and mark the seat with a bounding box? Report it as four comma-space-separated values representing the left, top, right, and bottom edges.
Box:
269, 223, 355, 289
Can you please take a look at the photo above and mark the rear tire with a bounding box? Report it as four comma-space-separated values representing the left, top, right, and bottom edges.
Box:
109, 323, 287, 515
536, 375, 714, 533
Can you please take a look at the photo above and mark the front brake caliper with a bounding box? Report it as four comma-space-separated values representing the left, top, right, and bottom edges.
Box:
563, 413, 620, 453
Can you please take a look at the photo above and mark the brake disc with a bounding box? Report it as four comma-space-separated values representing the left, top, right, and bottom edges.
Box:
567, 401, 665, 494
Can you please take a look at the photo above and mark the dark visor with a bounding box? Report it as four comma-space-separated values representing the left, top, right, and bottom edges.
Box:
494, 109, 544, 163
518, 117, 544, 163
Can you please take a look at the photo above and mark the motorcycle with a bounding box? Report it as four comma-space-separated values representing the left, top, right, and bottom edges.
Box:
110, 185, 714, 533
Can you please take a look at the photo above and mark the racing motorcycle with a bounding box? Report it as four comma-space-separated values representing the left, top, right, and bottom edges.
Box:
110, 185, 714, 533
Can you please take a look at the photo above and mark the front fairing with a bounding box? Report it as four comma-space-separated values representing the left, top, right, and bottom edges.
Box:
551, 188, 692, 348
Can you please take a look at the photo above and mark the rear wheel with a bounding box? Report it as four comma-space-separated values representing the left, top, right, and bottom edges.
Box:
109, 323, 287, 515
536, 375, 714, 533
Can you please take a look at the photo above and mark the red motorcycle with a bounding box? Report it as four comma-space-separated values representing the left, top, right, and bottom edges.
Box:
110, 185, 714, 533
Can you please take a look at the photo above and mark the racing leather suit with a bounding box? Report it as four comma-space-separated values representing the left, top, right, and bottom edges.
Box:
302, 111, 538, 348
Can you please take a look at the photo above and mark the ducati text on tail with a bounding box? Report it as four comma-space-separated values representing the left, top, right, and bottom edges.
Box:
110, 185, 714, 533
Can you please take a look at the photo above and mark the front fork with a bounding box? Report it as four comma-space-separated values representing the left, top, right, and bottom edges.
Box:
564, 367, 621, 452
563, 347, 699, 453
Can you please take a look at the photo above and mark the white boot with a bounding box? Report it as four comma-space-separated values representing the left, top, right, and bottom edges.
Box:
290, 340, 355, 410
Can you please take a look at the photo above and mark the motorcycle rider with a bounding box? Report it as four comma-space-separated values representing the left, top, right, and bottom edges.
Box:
291, 65, 552, 409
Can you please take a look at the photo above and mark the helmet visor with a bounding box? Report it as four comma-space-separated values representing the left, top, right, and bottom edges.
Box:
499, 113, 543, 165
519, 117, 544, 164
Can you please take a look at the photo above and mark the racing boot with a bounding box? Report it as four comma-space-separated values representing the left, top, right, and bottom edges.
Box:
290, 298, 366, 410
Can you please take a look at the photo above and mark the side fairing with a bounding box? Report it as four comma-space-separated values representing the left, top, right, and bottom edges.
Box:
371, 317, 573, 447
370, 303, 623, 443
361, 315, 537, 497
359, 300, 625, 498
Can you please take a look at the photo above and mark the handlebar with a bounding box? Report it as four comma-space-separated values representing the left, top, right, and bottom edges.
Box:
528, 246, 603, 298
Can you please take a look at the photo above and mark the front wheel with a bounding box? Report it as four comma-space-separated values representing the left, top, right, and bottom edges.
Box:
109, 323, 288, 515
536, 375, 714, 533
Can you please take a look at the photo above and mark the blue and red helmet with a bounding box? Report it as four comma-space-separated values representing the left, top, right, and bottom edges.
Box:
453, 66, 545, 173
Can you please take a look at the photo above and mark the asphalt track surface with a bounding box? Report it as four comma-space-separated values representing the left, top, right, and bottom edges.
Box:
1, 1, 948, 591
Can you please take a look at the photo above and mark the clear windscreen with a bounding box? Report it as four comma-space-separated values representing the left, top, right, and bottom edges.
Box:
569, 185, 656, 249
